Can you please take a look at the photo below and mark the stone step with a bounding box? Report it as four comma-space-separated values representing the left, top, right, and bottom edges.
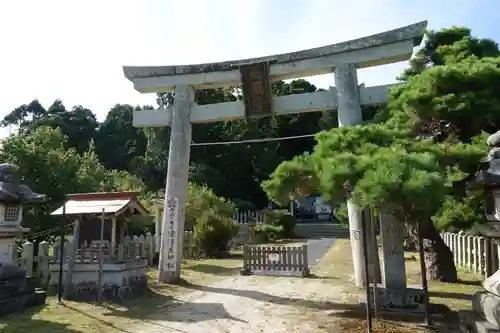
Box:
293, 223, 350, 238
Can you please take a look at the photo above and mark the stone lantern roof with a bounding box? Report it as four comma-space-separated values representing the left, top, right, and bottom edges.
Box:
0, 163, 46, 203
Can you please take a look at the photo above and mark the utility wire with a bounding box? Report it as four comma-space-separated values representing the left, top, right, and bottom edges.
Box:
23, 222, 75, 239
191, 133, 318, 146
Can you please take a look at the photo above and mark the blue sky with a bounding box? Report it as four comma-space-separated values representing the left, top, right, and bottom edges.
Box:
0, 0, 498, 138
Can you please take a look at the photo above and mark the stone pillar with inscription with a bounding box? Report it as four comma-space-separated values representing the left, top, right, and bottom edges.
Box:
158, 85, 194, 283
379, 213, 407, 290
376, 213, 425, 312
334, 63, 365, 287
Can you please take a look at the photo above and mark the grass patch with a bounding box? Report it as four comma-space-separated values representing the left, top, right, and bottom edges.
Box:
310, 239, 483, 332
0, 257, 243, 333
405, 251, 483, 311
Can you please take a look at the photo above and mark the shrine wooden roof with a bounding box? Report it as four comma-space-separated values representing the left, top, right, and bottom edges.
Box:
50, 191, 149, 216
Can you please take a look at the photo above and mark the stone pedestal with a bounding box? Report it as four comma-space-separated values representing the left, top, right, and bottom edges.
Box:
48, 259, 148, 302
458, 220, 500, 332
460, 268, 500, 332
371, 285, 425, 313
376, 213, 426, 312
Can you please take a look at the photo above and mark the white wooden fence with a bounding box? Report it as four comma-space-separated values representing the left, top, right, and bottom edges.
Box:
241, 244, 310, 277
11, 232, 197, 282
440, 231, 500, 278
232, 210, 266, 223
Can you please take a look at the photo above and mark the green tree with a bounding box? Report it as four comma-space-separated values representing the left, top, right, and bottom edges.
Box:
95, 104, 149, 171
0, 126, 115, 235
1, 99, 100, 154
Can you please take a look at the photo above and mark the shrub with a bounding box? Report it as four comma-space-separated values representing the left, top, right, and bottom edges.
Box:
186, 183, 235, 230
255, 224, 283, 243
333, 202, 349, 227
263, 209, 296, 238
193, 209, 239, 257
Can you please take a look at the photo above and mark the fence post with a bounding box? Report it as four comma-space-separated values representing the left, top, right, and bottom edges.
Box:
124, 236, 132, 259
146, 232, 154, 265
450, 234, 456, 265
466, 235, 472, 272
302, 244, 309, 276
460, 232, 467, 268
9, 242, 17, 263
138, 234, 146, 258
457, 232, 462, 268
485, 238, 492, 277
22, 241, 34, 277
38, 241, 50, 286
478, 237, 486, 277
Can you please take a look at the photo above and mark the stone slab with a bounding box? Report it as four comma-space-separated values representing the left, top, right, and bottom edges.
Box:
472, 291, 500, 328
460, 310, 500, 333
371, 286, 425, 313
483, 270, 500, 297
379, 213, 407, 290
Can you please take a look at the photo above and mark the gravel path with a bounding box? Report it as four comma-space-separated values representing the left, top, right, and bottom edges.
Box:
305, 238, 336, 266
129, 239, 342, 333
131, 275, 349, 333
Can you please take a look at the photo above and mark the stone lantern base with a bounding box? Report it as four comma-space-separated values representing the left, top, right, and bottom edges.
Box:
460, 223, 500, 332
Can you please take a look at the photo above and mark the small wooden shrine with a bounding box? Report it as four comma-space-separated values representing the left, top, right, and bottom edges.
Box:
48, 191, 151, 302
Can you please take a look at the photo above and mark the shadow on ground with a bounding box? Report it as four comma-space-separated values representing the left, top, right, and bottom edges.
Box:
182, 263, 241, 275
1, 306, 87, 333
97, 280, 369, 327
429, 290, 473, 301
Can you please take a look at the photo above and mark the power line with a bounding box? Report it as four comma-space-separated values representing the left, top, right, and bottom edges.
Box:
23, 222, 75, 239
191, 133, 318, 146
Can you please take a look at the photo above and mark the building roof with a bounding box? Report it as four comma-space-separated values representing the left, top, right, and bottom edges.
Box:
50, 191, 149, 216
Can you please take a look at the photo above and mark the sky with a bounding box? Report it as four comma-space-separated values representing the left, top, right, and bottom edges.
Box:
0, 0, 498, 138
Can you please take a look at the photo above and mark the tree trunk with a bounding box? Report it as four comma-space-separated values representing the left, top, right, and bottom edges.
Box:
408, 218, 457, 282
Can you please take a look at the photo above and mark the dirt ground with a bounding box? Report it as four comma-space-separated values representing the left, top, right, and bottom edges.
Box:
1, 239, 483, 333
127, 274, 350, 333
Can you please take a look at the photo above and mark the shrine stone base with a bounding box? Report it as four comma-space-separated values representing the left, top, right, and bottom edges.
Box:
371, 285, 425, 313
459, 269, 500, 333
459, 310, 500, 333
48, 259, 148, 302
0, 276, 46, 317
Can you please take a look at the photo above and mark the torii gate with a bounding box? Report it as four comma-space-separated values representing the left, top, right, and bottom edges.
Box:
123, 21, 427, 284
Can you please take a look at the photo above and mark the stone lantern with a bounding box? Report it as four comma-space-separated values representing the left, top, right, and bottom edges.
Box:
460, 131, 500, 332
0, 163, 46, 262
0, 163, 46, 316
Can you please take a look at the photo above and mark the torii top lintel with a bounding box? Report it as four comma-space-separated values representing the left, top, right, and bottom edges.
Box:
123, 21, 427, 93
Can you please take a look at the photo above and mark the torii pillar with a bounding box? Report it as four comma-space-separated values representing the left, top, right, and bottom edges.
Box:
158, 85, 194, 282
335, 62, 365, 287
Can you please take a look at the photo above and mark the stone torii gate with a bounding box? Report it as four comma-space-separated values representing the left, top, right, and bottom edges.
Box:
123, 21, 427, 283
